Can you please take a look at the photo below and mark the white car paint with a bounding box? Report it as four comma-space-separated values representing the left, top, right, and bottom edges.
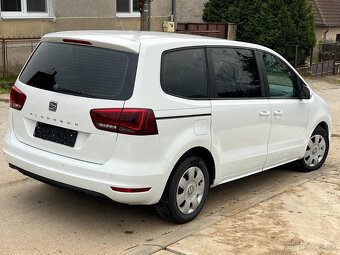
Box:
3, 31, 331, 207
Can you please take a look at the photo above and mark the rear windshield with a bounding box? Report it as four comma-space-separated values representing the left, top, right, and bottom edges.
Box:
19, 42, 138, 100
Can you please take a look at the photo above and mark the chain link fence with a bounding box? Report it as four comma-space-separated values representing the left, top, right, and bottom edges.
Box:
1, 37, 40, 79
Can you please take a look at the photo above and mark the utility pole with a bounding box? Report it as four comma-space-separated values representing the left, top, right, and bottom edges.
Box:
137, 0, 146, 31
138, 0, 153, 31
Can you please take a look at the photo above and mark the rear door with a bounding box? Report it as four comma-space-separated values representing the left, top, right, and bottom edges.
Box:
12, 41, 138, 164
259, 51, 309, 168
208, 47, 271, 181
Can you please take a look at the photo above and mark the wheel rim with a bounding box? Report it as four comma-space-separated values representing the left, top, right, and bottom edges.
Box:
176, 166, 205, 215
304, 134, 326, 167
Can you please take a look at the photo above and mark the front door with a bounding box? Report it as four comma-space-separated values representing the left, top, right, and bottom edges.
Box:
260, 52, 309, 169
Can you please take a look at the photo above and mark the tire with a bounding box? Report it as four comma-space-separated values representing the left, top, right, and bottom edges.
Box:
156, 155, 209, 224
296, 126, 329, 172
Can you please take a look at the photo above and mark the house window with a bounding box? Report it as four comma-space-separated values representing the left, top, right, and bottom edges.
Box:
0, 0, 52, 18
336, 34, 340, 42
116, 0, 140, 18
1, 0, 21, 11
27, 0, 46, 12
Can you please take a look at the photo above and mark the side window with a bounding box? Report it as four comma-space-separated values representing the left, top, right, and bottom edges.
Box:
208, 47, 261, 98
262, 52, 299, 98
161, 48, 208, 99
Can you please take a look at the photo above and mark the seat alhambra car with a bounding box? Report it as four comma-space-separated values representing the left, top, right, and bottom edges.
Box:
4, 31, 331, 223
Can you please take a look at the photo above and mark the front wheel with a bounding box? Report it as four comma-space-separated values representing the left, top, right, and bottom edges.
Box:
156, 155, 209, 224
296, 126, 329, 172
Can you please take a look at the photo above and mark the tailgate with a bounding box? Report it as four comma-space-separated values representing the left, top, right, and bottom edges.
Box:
12, 40, 138, 164
12, 84, 124, 164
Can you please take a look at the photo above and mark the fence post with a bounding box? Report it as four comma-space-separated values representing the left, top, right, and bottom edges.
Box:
294, 45, 298, 68
4, 40, 8, 78
1, 37, 5, 79
310, 47, 313, 68
333, 42, 337, 75
227, 23, 237, 40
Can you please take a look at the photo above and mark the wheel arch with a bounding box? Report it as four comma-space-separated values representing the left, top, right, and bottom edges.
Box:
309, 120, 331, 143
170, 146, 216, 186
316, 121, 329, 137
156, 146, 214, 223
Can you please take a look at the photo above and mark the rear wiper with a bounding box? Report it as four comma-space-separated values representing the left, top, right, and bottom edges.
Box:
53, 84, 97, 98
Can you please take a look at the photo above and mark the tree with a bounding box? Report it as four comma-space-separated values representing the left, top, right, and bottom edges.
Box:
203, 0, 315, 65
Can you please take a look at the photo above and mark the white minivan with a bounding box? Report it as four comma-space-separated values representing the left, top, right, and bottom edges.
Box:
4, 31, 331, 223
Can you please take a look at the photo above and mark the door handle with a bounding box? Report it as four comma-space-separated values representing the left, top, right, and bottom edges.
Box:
259, 111, 270, 118
273, 110, 284, 116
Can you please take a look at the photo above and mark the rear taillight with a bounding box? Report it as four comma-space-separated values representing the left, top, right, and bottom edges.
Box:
10, 86, 26, 111
90, 108, 158, 135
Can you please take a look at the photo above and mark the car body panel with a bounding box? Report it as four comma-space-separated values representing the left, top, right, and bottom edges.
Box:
210, 99, 271, 180
265, 99, 309, 168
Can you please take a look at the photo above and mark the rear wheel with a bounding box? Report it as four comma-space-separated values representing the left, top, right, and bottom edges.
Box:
296, 126, 329, 172
156, 155, 209, 224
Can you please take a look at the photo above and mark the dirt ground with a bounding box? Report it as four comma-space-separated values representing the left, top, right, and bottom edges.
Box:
0, 76, 339, 255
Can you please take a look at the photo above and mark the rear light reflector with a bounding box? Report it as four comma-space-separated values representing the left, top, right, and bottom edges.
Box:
110, 186, 151, 193
90, 108, 158, 135
10, 86, 26, 111
62, 39, 92, 45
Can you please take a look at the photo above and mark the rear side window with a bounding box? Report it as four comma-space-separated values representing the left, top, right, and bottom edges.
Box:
161, 48, 208, 99
20, 42, 138, 100
208, 48, 261, 98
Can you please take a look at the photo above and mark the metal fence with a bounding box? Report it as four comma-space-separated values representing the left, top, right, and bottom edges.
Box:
310, 42, 340, 76
1, 36, 340, 79
293, 42, 340, 76
1, 37, 40, 79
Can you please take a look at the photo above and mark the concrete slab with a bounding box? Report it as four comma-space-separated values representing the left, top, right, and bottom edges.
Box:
166, 169, 340, 255
124, 245, 162, 255
151, 250, 176, 255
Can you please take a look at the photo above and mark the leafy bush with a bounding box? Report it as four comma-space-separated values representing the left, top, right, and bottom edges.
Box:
0, 75, 16, 94
203, 0, 316, 66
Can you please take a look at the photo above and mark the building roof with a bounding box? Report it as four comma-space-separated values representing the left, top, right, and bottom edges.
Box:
310, 0, 340, 27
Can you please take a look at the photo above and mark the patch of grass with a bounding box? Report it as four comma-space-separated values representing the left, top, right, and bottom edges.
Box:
0, 75, 17, 94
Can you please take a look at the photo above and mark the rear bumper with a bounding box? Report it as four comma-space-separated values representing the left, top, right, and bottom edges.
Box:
3, 129, 173, 205
9, 164, 109, 200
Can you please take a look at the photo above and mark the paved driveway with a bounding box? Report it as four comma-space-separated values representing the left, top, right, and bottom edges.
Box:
0, 78, 339, 255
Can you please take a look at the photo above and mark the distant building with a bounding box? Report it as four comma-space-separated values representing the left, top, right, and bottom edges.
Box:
310, 0, 340, 42
0, 0, 173, 37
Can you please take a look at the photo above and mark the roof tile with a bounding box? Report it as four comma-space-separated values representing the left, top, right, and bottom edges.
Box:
310, 0, 340, 26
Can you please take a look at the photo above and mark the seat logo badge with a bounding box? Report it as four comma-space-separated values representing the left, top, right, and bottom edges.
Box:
49, 101, 58, 112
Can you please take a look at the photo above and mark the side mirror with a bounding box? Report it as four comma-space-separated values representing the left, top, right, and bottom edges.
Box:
300, 85, 311, 99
